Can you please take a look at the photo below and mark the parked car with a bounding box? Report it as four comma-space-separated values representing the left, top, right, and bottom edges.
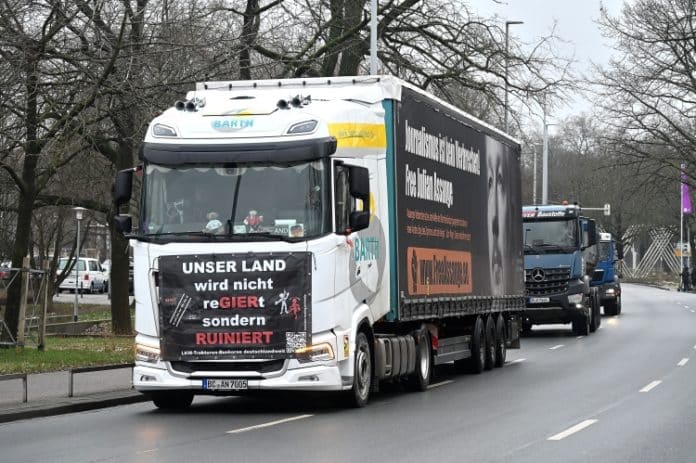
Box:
0, 261, 11, 280
56, 257, 108, 294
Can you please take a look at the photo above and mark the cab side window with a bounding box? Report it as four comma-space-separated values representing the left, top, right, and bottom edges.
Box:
335, 165, 351, 233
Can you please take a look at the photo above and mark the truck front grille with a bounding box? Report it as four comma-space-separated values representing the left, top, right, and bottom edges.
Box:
170, 359, 285, 375
525, 267, 570, 296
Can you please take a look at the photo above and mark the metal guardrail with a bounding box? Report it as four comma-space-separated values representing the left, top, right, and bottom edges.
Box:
0, 363, 134, 403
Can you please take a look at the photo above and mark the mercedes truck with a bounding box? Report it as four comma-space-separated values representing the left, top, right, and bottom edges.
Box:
522, 204, 600, 335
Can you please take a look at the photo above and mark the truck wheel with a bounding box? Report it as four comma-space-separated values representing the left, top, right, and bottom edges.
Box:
344, 331, 372, 407
484, 316, 495, 371
604, 299, 617, 316
616, 295, 622, 315
465, 316, 485, 374
150, 391, 194, 410
406, 330, 432, 392
589, 290, 601, 332
494, 315, 507, 368
572, 314, 590, 336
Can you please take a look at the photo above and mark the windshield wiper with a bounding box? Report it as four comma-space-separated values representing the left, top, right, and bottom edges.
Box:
228, 231, 298, 242
144, 231, 225, 240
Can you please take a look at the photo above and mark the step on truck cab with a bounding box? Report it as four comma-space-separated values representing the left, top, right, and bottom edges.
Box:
591, 232, 622, 316
522, 203, 600, 335
113, 75, 526, 409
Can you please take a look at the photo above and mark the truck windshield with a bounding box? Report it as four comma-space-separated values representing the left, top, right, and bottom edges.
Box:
598, 242, 611, 261
523, 219, 577, 250
140, 159, 330, 241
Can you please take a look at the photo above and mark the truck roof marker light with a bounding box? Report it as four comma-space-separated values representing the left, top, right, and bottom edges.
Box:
174, 100, 185, 110
277, 99, 289, 110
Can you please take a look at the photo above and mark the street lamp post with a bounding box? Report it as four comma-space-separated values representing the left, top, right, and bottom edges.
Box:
505, 20, 523, 133
73, 207, 86, 322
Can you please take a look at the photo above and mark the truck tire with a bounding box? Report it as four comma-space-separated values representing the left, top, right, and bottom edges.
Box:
484, 316, 495, 371
465, 316, 485, 374
344, 331, 372, 407
616, 295, 622, 315
572, 314, 590, 336
406, 330, 432, 392
590, 289, 600, 333
150, 391, 194, 410
494, 315, 507, 368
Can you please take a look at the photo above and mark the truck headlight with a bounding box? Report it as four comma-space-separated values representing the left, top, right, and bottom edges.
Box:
605, 288, 615, 296
568, 293, 583, 304
295, 343, 335, 363
135, 344, 161, 364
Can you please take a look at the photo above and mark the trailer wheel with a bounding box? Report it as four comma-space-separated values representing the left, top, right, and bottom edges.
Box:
466, 316, 485, 374
406, 330, 432, 392
494, 315, 507, 368
344, 331, 372, 407
150, 391, 194, 410
484, 316, 495, 371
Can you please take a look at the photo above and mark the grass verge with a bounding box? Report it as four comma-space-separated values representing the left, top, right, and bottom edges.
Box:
0, 336, 134, 375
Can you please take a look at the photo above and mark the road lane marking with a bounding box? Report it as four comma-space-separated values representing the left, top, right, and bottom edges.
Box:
227, 414, 313, 434
549, 345, 564, 350
640, 380, 662, 392
136, 449, 159, 455
508, 358, 526, 365
547, 419, 598, 441
576, 336, 584, 339
428, 380, 454, 389
678, 358, 689, 367
693, 344, 696, 350
691, 310, 695, 313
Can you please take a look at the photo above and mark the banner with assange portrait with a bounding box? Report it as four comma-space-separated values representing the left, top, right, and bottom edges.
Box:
158, 253, 312, 361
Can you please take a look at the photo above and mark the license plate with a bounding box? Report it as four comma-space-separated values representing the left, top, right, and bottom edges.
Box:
203, 379, 248, 391
529, 297, 550, 304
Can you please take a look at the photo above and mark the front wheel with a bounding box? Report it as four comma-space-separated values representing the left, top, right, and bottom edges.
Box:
150, 391, 194, 410
494, 315, 507, 368
344, 331, 372, 408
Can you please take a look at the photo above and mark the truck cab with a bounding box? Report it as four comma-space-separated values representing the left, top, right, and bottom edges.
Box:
591, 232, 622, 316
522, 204, 600, 335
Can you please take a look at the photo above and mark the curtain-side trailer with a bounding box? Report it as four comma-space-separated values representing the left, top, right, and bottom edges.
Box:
114, 75, 525, 409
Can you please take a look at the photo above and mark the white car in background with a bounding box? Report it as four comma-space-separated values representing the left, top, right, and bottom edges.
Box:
56, 257, 108, 294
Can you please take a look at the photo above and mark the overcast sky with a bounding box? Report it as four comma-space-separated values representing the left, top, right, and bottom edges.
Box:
471, 0, 626, 118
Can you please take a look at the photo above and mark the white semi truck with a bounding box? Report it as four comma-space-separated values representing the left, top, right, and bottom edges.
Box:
114, 75, 525, 409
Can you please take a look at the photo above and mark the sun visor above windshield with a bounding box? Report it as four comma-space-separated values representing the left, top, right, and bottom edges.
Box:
140, 137, 337, 165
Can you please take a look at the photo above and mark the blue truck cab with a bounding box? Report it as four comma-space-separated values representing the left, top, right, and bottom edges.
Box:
591, 232, 622, 316
522, 204, 601, 335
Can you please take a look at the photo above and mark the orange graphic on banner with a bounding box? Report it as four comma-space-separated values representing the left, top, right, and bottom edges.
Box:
406, 247, 472, 296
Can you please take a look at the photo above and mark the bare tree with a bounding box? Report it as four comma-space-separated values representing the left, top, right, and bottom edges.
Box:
595, 0, 696, 181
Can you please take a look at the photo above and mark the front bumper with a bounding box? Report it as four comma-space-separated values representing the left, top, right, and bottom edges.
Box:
133, 359, 350, 393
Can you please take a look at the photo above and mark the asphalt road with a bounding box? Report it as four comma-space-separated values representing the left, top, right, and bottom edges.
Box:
2, 283, 695, 463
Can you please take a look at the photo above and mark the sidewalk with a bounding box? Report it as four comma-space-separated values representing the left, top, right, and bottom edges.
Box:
0, 367, 149, 424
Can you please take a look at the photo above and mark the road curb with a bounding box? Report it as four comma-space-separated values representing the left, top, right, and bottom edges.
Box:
0, 390, 150, 424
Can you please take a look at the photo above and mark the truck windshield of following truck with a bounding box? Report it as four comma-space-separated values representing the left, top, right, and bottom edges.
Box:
140, 159, 331, 241
523, 218, 578, 253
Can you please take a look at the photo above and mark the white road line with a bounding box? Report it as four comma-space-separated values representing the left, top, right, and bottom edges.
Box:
693, 344, 696, 350
136, 449, 159, 455
428, 380, 454, 389
227, 414, 313, 434
547, 419, 598, 441
640, 380, 662, 393
576, 336, 584, 340
508, 358, 526, 365
691, 310, 695, 313
549, 344, 564, 350
678, 358, 689, 367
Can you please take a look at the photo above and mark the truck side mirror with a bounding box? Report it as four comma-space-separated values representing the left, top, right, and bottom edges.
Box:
581, 219, 597, 248
349, 165, 370, 207
114, 169, 133, 207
